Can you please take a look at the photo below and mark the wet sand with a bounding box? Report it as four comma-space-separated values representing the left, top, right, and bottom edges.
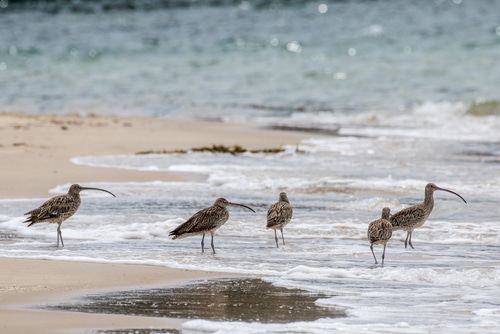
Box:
48, 278, 345, 323
0, 111, 313, 333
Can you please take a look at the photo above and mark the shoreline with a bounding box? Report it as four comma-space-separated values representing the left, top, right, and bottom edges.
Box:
0, 111, 310, 199
0, 258, 243, 334
0, 111, 315, 333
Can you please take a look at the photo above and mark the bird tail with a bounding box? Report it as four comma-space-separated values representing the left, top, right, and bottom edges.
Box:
169, 232, 189, 240
169, 228, 197, 240
169, 229, 186, 240
24, 209, 46, 227
24, 217, 38, 227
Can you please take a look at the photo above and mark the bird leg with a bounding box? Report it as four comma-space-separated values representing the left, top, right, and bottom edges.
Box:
274, 230, 279, 248
404, 231, 411, 249
210, 232, 216, 254
57, 222, 64, 247
201, 234, 205, 253
280, 228, 285, 246
370, 244, 378, 264
381, 243, 387, 265
408, 231, 414, 249
404, 231, 414, 249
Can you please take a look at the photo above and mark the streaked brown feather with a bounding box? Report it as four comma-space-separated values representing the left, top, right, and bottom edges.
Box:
367, 207, 392, 264
388, 183, 466, 249
368, 219, 393, 244
24, 194, 81, 226
23, 183, 115, 247
169, 197, 255, 253
390, 205, 428, 231
368, 207, 392, 245
267, 192, 292, 230
169, 205, 229, 239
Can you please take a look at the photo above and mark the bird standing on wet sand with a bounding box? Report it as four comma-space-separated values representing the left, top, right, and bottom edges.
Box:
169, 198, 256, 253
24, 184, 116, 247
390, 183, 467, 249
368, 207, 392, 265
267, 192, 293, 248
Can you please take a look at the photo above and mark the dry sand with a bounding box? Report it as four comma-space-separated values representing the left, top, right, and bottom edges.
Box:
0, 111, 311, 333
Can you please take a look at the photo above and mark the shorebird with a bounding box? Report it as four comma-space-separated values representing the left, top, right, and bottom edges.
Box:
266, 192, 293, 248
169, 198, 255, 253
390, 183, 467, 249
24, 184, 116, 247
368, 207, 392, 265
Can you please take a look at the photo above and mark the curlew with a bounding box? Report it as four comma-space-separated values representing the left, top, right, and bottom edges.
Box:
266, 192, 293, 248
169, 198, 255, 253
390, 183, 466, 249
368, 207, 392, 265
24, 184, 116, 247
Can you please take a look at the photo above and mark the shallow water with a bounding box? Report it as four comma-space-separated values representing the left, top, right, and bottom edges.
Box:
2, 109, 500, 332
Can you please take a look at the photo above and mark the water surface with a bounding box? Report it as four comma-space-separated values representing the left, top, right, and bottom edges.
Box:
1, 0, 499, 118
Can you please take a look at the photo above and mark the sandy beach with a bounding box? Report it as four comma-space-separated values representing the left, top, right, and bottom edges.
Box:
0, 112, 306, 199
0, 111, 310, 333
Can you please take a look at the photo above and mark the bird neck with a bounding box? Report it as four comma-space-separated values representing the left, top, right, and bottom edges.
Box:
423, 193, 434, 211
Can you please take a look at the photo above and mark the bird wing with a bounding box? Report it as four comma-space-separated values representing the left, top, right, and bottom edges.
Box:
24, 195, 77, 224
368, 219, 393, 243
267, 202, 293, 228
169, 206, 228, 237
390, 206, 426, 230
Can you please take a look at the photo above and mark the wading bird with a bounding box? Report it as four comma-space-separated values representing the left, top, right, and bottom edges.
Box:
266, 192, 293, 248
390, 183, 467, 249
169, 198, 255, 253
368, 207, 392, 265
24, 184, 116, 247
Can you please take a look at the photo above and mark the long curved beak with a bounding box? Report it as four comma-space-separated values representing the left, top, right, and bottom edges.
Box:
228, 202, 256, 213
436, 186, 467, 204
82, 187, 116, 197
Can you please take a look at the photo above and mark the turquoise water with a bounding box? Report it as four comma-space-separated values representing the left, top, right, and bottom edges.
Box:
1, 0, 499, 118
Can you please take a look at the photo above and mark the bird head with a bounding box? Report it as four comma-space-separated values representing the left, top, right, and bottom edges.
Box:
426, 183, 466, 204
68, 184, 116, 197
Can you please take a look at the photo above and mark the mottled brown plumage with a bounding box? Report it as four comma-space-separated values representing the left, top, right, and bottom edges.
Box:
169, 198, 255, 253
267, 192, 293, 248
24, 184, 116, 247
390, 183, 466, 249
368, 207, 392, 265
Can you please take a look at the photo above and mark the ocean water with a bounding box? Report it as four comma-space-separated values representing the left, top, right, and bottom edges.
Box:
1, 0, 500, 118
2, 0, 500, 333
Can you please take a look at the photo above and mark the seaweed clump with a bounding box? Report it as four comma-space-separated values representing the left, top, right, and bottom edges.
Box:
137, 144, 285, 155
466, 100, 500, 116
